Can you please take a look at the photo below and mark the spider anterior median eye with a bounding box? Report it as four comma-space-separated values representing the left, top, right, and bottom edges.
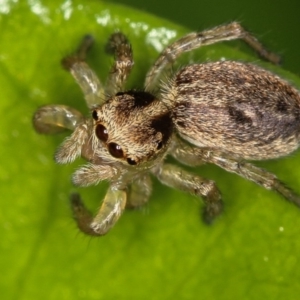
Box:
95, 124, 108, 142
108, 143, 124, 158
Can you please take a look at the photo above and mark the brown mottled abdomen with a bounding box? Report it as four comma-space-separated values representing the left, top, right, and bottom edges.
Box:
167, 61, 300, 160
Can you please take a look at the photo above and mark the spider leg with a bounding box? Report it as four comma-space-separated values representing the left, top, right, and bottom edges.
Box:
70, 187, 127, 236
62, 35, 105, 108
126, 174, 152, 208
210, 155, 300, 207
72, 163, 118, 187
55, 122, 89, 164
153, 163, 223, 224
105, 32, 134, 96
171, 138, 300, 207
145, 22, 281, 91
33, 104, 84, 134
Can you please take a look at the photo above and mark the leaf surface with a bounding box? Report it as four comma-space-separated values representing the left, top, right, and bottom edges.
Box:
1, 1, 300, 299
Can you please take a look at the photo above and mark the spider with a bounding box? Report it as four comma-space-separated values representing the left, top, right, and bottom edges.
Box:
33, 22, 300, 236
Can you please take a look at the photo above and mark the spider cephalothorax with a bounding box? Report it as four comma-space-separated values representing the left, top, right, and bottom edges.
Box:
91, 90, 173, 166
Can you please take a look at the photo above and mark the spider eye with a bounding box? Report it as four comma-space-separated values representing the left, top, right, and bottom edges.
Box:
108, 143, 124, 158
127, 157, 137, 165
95, 124, 108, 142
92, 110, 98, 120
157, 141, 163, 150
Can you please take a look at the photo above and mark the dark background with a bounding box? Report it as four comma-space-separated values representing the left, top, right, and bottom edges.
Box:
107, 0, 300, 75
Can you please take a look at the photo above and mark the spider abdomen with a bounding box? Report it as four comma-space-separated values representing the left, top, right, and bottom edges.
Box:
166, 61, 300, 160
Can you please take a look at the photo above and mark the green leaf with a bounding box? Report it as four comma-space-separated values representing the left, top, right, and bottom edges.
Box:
1, 1, 300, 299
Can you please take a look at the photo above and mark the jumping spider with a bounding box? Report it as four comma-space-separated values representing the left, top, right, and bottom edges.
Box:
33, 22, 300, 236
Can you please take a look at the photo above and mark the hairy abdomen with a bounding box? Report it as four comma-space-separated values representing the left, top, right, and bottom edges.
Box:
164, 61, 300, 160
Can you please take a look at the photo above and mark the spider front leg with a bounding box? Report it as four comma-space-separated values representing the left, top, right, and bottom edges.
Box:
145, 22, 281, 91
71, 187, 127, 236
62, 35, 105, 107
105, 32, 134, 96
34, 35, 106, 134
70, 163, 126, 236
33, 104, 84, 134
153, 163, 223, 224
